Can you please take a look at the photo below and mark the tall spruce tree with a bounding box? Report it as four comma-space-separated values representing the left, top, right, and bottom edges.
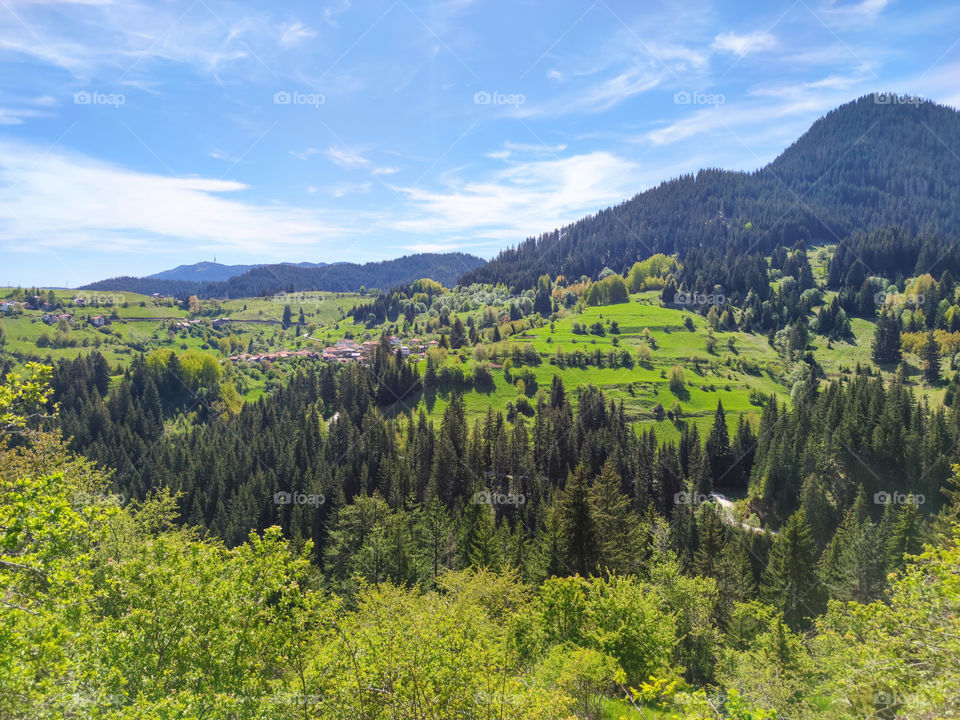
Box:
556, 463, 597, 576
761, 510, 823, 629
589, 460, 637, 574
706, 399, 733, 488
922, 329, 941, 384
871, 309, 902, 365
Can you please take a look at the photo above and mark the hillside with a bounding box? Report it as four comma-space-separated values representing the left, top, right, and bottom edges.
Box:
82, 252, 486, 297
462, 95, 960, 290
149, 260, 329, 282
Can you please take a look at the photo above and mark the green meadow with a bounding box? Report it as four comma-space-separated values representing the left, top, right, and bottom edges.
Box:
7, 283, 936, 438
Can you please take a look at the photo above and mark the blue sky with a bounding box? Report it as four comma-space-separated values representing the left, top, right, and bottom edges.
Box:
1, 0, 959, 287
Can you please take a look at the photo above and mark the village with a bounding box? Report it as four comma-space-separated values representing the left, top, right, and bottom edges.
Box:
229, 335, 437, 365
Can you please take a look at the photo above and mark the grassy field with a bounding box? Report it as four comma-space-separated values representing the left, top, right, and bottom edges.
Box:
5, 281, 952, 436
398, 292, 789, 440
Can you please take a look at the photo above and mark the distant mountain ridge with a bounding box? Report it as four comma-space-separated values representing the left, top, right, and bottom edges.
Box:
82, 253, 486, 297
148, 261, 328, 283
462, 94, 960, 289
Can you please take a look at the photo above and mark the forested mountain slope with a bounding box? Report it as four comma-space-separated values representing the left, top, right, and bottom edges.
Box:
462, 95, 960, 289
82, 252, 486, 297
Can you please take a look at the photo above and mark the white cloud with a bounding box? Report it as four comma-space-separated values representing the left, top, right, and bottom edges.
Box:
373, 165, 399, 175
504, 141, 568, 154
0, 142, 344, 254
712, 31, 777, 57
641, 91, 852, 147
323, 0, 352, 27
404, 241, 463, 253
517, 63, 662, 117
331, 181, 372, 197
391, 151, 641, 240
278, 21, 317, 47
325, 145, 369, 169
290, 147, 322, 160
0, 107, 50, 125
824, 0, 890, 22
0, 3, 269, 81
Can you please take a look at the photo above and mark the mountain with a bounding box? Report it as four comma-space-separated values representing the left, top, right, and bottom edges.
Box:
82, 252, 486, 297
148, 261, 329, 283
461, 94, 960, 290
148, 262, 262, 283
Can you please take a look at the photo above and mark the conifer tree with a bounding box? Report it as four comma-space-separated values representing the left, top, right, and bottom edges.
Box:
556, 463, 597, 576
468, 505, 499, 569
706, 399, 733, 487
693, 505, 727, 578
922, 329, 941, 384
589, 460, 637, 574
886, 502, 925, 571
761, 510, 822, 629
872, 309, 902, 365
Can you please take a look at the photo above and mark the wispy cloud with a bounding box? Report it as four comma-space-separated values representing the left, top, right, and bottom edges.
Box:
517, 63, 662, 117
392, 151, 641, 240
290, 147, 323, 160
712, 31, 777, 57
0, 142, 345, 254
278, 21, 317, 47
823, 0, 890, 26
325, 145, 368, 169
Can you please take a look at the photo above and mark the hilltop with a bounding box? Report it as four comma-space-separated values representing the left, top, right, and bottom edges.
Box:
82, 252, 486, 297
462, 94, 960, 290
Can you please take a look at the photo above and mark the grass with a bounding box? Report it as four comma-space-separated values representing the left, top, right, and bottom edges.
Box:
600, 697, 675, 719
5, 283, 954, 436
413, 292, 787, 439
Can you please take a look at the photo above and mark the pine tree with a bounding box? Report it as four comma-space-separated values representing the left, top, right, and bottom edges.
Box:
281, 304, 293, 329
872, 309, 902, 365
730, 413, 756, 489
922, 329, 941, 384
449, 317, 467, 349
468, 505, 499, 569
419, 496, 454, 580
886, 503, 925, 571
761, 510, 823, 629
693, 505, 727, 578
589, 460, 637, 574
556, 463, 597, 576
706, 399, 733, 487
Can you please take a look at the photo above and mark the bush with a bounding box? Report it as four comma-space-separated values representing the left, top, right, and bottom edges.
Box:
668, 365, 685, 392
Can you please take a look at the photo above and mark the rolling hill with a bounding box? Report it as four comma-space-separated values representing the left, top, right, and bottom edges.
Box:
461, 94, 960, 290
82, 252, 486, 297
